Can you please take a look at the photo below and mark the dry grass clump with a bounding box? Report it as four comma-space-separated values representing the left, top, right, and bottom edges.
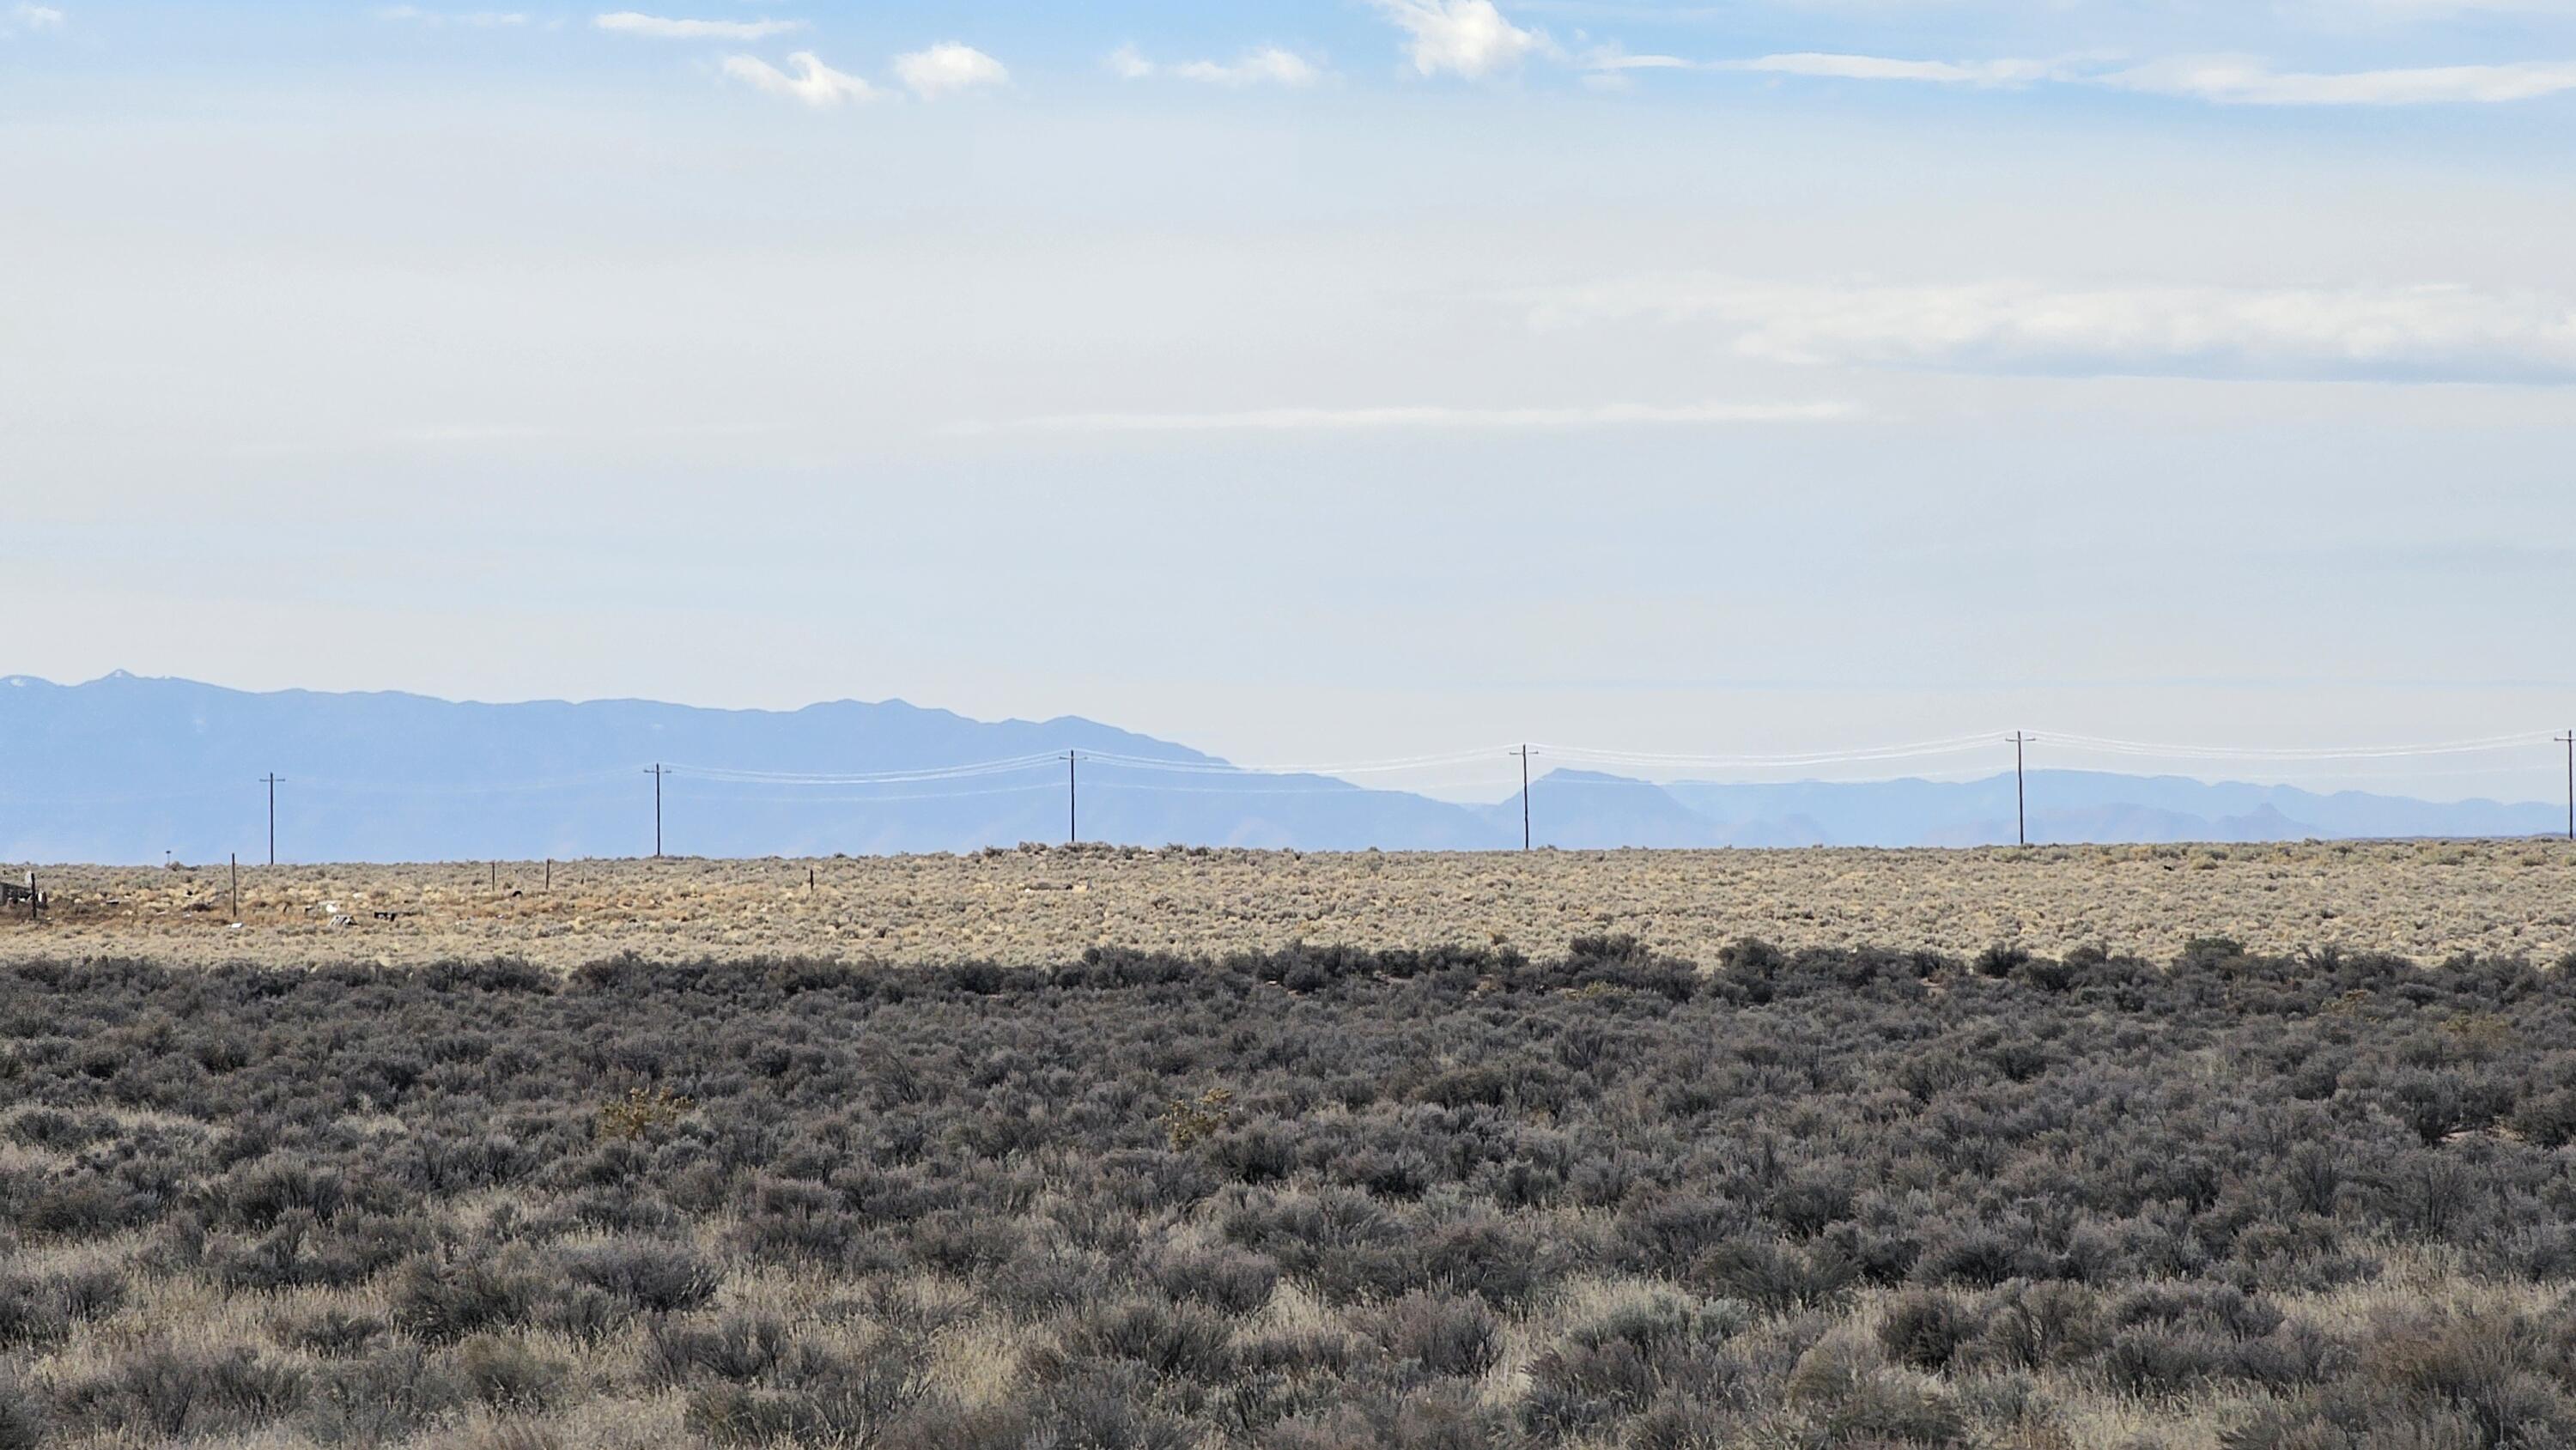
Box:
11, 837, 2576, 971
7, 937, 2576, 1446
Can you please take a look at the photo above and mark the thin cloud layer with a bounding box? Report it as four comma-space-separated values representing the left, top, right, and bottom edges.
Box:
1728, 52, 2086, 88
1534, 277, 2576, 384
1615, 46, 2576, 106
723, 52, 877, 107
976, 400, 1859, 434
379, 7, 530, 26
1110, 44, 1322, 87
895, 42, 1009, 99
1370, 0, 1543, 78
594, 12, 803, 40
1, 3, 64, 37
2111, 56, 2576, 105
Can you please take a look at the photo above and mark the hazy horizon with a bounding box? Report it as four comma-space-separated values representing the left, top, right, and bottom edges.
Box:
8, 669, 2567, 817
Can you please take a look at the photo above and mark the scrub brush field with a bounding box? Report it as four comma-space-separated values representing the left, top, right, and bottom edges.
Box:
5, 939, 2576, 1448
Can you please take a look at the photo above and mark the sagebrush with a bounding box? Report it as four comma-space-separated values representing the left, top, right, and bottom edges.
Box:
4, 937, 2576, 1447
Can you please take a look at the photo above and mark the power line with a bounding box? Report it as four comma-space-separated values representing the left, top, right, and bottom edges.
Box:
22, 725, 2576, 865
2036, 731, 2553, 761
1517, 745, 1530, 851
293, 769, 637, 798
671, 782, 1062, 805
1070, 747, 1524, 777
2010, 732, 2026, 848
2559, 731, 2574, 843
1531, 732, 2009, 770
260, 774, 283, 865
667, 755, 1064, 785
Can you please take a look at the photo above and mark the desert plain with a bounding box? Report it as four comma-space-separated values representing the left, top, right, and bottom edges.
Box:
9, 838, 2573, 969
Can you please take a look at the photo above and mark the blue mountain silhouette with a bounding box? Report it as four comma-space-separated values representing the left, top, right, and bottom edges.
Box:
0, 674, 2560, 862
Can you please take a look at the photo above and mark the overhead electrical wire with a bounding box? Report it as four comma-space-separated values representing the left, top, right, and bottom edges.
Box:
666, 754, 1063, 785
668, 782, 1063, 805
1070, 747, 1522, 777
2034, 731, 2553, 761
1532, 733, 2009, 771
629, 729, 2572, 798
296, 768, 640, 797
21, 731, 2573, 849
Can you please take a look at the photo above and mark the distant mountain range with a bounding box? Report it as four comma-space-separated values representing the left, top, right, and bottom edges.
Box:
1, 673, 2563, 863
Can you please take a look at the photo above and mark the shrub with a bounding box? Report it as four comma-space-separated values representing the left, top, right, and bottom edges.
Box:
0, 1379, 40, 1450
448, 1334, 568, 1412
1973, 943, 2033, 979
598, 1085, 693, 1142
1970, 1282, 2103, 1370
1159, 1087, 1236, 1149
564, 1239, 721, 1313
1152, 1246, 1279, 1316
1059, 1300, 1235, 1380
1698, 1240, 1860, 1313
685, 1343, 933, 1447
59, 1346, 304, 1439
1374, 1293, 1500, 1378
647, 1313, 793, 1386
270, 1306, 387, 1358
1880, 1289, 1979, 1371
0, 1266, 127, 1349
390, 1254, 541, 1345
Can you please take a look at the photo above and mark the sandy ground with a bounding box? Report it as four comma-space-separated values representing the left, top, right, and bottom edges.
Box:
6, 839, 2574, 970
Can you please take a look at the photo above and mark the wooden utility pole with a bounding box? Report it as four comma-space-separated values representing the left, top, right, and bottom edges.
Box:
230, 854, 238, 923
2011, 733, 2028, 847
260, 774, 283, 865
1517, 745, 1531, 851
2558, 731, 2574, 842
644, 764, 670, 858
1066, 752, 1078, 846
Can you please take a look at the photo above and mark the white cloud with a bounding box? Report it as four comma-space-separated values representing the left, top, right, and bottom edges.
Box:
1110, 44, 1322, 87
894, 42, 1008, 99
1178, 47, 1323, 87
1601, 46, 2576, 106
380, 6, 530, 27
2109, 55, 2576, 105
1726, 52, 2085, 88
974, 400, 1858, 434
722, 52, 877, 107
1532, 276, 2576, 384
594, 12, 803, 40
1368, 0, 1542, 78
1, 3, 65, 37
1107, 44, 1156, 81
1579, 48, 1694, 74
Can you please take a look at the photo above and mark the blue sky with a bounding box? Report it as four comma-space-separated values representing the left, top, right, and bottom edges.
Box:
3, 1, 2573, 801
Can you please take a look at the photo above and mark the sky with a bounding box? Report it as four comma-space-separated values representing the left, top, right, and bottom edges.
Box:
3, 0, 2573, 804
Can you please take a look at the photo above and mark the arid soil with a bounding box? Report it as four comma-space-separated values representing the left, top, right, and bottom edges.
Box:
8, 838, 2573, 969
